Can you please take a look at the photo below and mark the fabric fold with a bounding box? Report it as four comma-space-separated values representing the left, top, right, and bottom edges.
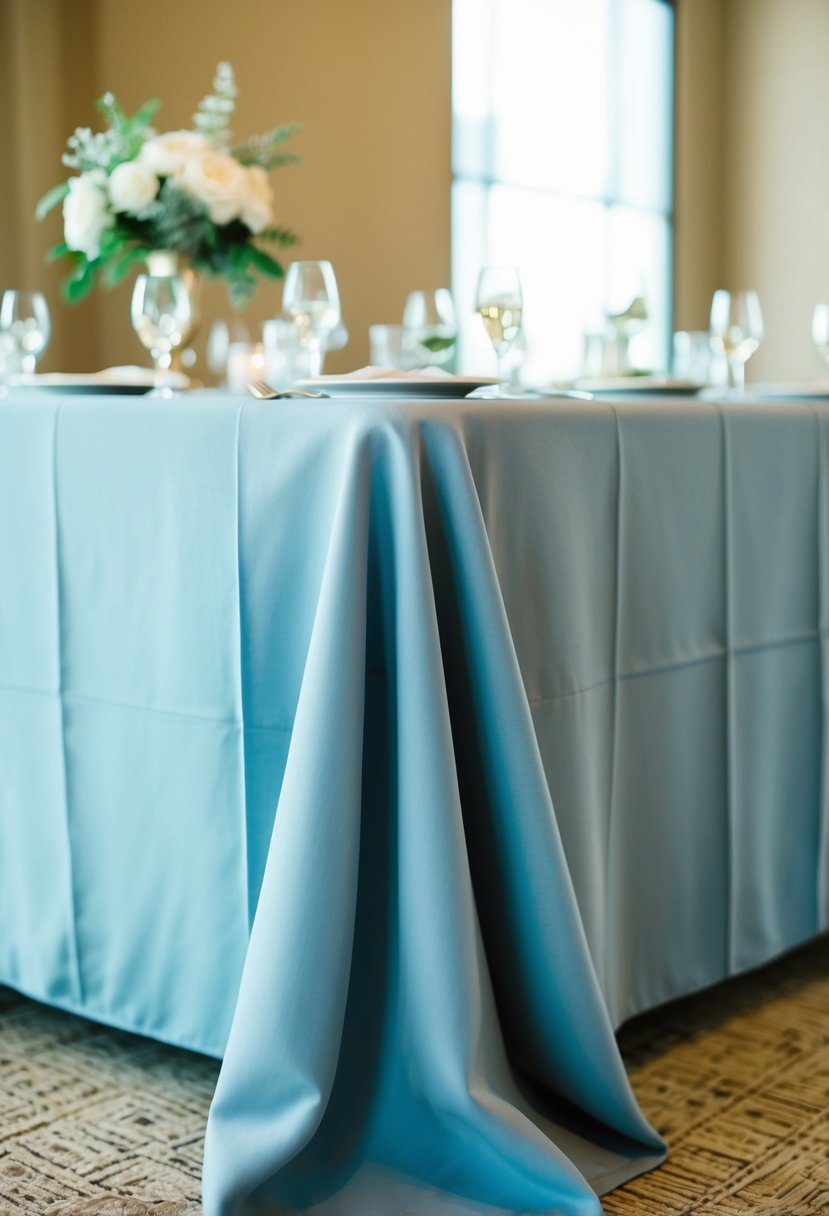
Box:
204, 409, 663, 1216
203, 420, 374, 1214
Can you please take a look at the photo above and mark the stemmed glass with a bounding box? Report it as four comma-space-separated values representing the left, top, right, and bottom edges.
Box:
282, 260, 341, 377
0, 290, 51, 375
402, 289, 457, 369
474, 266, 523, 386
131, 273, 199, 388
709, 289, 764, 394
811, 304, 829, 374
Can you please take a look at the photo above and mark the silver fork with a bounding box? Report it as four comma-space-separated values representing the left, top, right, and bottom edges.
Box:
247, 379, 330, 400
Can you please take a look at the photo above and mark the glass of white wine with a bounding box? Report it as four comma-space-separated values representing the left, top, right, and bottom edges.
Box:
0, 290, 51, 376
811, 304, 829, 374
131, 273, 199, 390
474, 266, 523, 387
402, 289, 457, 369
282, 260, 341, 377
709, 289, 764, 394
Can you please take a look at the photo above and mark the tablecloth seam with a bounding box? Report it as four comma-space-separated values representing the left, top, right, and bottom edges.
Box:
719, 405, 737, 975
52, 396, 85, 1008
815, 406, 829, 928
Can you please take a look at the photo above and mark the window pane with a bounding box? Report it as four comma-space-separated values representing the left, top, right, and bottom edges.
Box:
455, 185, 608, 382
452, 0, 495, 180
452, 0, 674, 382
490, 0, 610, 197
607, 206, 672, 372
614, 0, 674, 211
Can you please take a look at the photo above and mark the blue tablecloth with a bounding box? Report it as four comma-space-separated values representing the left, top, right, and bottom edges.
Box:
1, 392, 826, 1215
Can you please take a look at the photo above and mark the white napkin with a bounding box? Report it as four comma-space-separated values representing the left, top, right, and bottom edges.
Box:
311, 365, 456, 382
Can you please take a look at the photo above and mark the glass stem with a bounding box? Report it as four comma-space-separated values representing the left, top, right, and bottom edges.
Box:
729, 357, 745, 395
303, 336, 324, 378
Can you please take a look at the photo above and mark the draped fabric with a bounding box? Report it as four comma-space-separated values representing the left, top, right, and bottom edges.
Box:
1, 392, 825, 1215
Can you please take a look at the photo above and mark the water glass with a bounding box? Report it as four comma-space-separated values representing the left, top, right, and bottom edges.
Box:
282, 260, 341, 376
131, 273, 199, 383
672, 330, 719, 385
226, 342, 265, 394
206, 318, 251, 385
709, 290, 764, 393
262, 318, 310, 388
369, 324, 411, 370
0, 290, 51, 375
402, 289, 457, 369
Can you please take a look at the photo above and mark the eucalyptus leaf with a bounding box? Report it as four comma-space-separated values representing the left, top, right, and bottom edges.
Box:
35, 182, 70, 222
246, 245, 284, 278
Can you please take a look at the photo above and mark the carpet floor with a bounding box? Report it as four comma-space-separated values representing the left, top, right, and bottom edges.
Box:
1, 935, 827, 1215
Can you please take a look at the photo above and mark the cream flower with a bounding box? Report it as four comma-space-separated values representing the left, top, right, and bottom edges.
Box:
240, 165, 273, 234
138, 130, 211, 178
108, 160, 159, 214
63, 170, 113, 259
176, 149, 248, 225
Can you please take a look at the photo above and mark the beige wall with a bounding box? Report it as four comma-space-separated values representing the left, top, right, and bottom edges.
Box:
669, 0, 829, 382
674, 0, 726, 334
722, 0, 829, 382
0, 0, 99, 372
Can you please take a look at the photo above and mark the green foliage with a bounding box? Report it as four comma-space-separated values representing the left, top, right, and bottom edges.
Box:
193, 61, 237, 151
144, 180, 216, 261
95, 91, 161, 164
421, 335, 456, 354
233, 123, 302, 170
258, 226, 299, 247
35, 182, 70, 222
62, 258, 95, 303
37, 62, 301, 309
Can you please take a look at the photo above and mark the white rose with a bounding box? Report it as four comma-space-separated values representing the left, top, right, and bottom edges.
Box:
138, 130, 211, 177
63, 170, 113, 259
176, 149, 248, 226
239, 165, 273, 234
108, 160, 159, 214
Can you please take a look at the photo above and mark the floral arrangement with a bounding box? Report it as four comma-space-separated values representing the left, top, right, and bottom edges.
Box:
37, 63, 299, 306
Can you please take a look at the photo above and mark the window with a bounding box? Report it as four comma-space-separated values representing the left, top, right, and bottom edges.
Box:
452, 0, 674, 382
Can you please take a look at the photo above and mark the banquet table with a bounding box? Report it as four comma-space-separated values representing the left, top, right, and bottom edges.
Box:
1, 389, 827, 1216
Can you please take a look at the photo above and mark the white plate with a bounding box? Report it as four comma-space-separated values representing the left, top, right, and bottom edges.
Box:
748, 383, 829, 400
574, 376, 701, 395
7, 373, 152, 396
295, 375, 499, 399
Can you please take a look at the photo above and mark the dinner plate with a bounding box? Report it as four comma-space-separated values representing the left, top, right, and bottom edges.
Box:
295, 375, 499, 399
574, 376, 701, 395
748, 382, 829, 400
6, 373, 153, 395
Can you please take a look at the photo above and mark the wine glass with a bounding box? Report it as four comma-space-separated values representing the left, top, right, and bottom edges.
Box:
402, 289, 457, 369
0, 290, 51, 375
474, 266, 523, 386
206, 318, 250, 384
131, 273, 199, 388
811, 304, 829, 374
709, 289, 764, 394
281, 260, 341, 377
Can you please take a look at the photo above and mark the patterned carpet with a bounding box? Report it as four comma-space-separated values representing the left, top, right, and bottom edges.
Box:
1, 936, 828, 1215
606, 934, 829, 1215
0, 988, 217, 1215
